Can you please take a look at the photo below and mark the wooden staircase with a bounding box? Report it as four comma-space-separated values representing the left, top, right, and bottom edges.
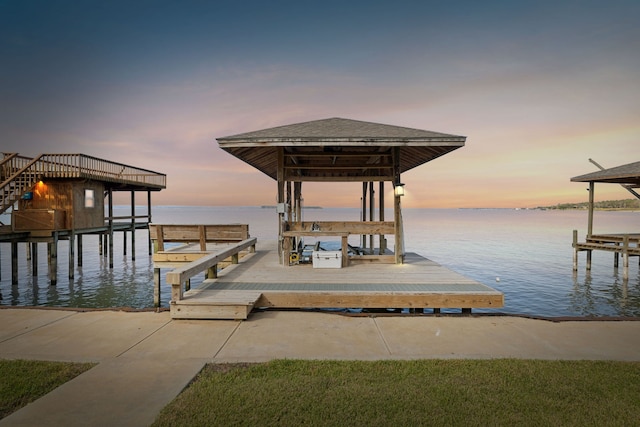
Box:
0, 153, 39, 215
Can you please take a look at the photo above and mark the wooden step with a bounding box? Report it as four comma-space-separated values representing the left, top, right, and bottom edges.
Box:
170, 290, 262, 320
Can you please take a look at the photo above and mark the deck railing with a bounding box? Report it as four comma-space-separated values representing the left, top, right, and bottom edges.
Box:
1, 153, 166, 214
165, 237, 257, 302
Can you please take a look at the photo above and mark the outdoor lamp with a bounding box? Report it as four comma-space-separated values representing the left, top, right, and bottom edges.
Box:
394, 183, 405, 197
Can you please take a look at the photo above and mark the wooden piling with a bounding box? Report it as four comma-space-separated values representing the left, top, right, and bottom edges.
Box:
153, 268, 161, 308
68, 233, 75, 279
623, 235, 629, 280
131, 190, 136, 261
572, 230, 578, 271
31, 242, 38, 274
108, 188, 114, 269
49, 232, 58, 286
77, 234, 83, 267
11, 241, 18, 285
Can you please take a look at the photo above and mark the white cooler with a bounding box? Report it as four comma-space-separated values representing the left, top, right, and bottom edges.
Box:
312, 251, 342, 268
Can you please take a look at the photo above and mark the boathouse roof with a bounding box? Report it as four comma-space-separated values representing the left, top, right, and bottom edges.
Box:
216, 117, 465, 181
571, 160, 640, 187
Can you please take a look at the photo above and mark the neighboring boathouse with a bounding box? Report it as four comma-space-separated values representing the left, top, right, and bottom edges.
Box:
0, 153, 166, 285
571, 159, 640, 278
151, 118, 503, 319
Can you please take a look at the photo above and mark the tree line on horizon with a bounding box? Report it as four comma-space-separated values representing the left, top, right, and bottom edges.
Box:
540, 198, 640, 210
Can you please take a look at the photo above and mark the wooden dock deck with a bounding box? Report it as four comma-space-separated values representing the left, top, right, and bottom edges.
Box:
573, 232, 640, 279
168, 241, 504, 320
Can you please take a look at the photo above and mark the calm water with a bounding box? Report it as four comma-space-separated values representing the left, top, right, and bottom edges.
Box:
1, 206, 638, 317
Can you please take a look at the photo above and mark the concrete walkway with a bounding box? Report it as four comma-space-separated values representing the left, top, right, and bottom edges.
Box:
1, 308, 639, 426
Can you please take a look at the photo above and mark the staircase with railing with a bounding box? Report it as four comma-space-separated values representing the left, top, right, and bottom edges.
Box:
1, 153, 166, 215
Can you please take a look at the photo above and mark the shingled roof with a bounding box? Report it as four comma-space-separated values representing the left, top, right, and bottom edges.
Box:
217, 117, 465, 181
571, 161, 640, 187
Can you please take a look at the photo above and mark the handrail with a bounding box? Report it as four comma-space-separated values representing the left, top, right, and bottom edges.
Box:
166, 237, 257, 302
2, 153, 166, 188
1, 153, 166, 215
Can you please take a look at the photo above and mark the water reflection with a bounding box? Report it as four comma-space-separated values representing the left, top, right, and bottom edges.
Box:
570, 269, 640, 317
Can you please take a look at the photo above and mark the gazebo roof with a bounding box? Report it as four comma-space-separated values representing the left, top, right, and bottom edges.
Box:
570, 161, 640, 187
216, 117, 465, 181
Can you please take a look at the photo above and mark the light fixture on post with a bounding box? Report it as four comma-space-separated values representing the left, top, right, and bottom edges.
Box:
394, 182, 405, 197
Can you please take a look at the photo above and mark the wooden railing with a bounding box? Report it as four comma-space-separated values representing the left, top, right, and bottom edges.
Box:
287, 221, 395, 234
1, 153, 166, 215
149, 224, 250, 251
166, 238, 257, 302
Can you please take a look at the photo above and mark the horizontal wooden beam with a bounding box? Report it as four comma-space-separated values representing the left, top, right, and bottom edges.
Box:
288, 221, 395, 235
284, 175, 394, 182
255, 292, 504, 309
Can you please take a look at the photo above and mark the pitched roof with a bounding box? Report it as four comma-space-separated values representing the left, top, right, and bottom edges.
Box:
570, 161, 640, 187
218, 117, 463, 141
217, 117, 465, 181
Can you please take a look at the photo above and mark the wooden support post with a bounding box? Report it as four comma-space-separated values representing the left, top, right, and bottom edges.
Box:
31, 242, 38, 274
185, 279, 190, 292
108, 188, 114, 269
393, 148, 404, 264
148, 190, 153, 256
586, 250, 592, 271
369, 181, 374, 252
26, 242, 31, 260
207, 265, 218, 279
11, 241, 18, 285
49, 232, 58, 286
277, 148, 285, 264
341, 235, 349, 267
232, 253, 239, 264
131, 190, 136, 261
286, 181, 292, 222
361, 182, 367, 251
153, 268, 161, 308
294, 181, 302, 224
622, 235, 629, 280
99, 233, 103, 255
77, 234, 83, 267
199, 225, 206, 250
614, 252, 619, 269
156, 225, 164, 252
379, 181, 386, 254
0, 243, 2, 280
572, 230, 578, 271
68, 232, 75, 279
123, 227, 127, 256
587, 181, 594, 238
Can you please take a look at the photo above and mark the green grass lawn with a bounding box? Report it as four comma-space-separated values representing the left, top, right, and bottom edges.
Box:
153, 359, 640, 426
0, 359, 95, 419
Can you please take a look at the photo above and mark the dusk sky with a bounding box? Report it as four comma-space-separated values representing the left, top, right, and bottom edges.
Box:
2, 0, 638, 208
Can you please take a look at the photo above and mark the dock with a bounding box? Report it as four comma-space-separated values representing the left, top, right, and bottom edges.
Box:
571, 160, 640, 278
1, 152, 166, 285
155, 238, 503, 320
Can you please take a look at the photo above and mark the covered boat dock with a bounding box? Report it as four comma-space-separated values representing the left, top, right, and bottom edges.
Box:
571, 159, 640, 278
158, 117, 504, 319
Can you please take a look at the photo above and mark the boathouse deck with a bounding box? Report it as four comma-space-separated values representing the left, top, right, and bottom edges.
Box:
162, 240, 503, 320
